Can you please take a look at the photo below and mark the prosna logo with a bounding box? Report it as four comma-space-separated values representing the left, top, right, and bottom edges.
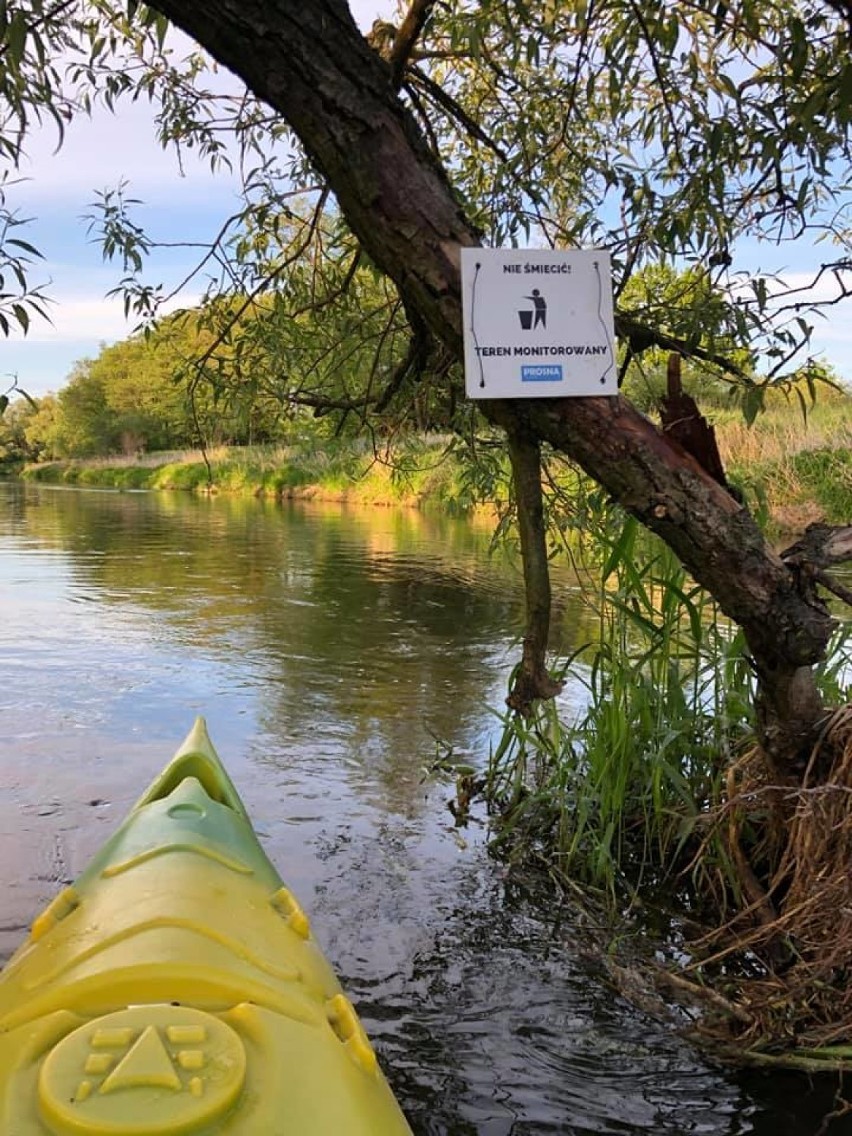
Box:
521, 365, 562, 382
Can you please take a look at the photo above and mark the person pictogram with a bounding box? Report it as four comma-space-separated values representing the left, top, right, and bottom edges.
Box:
518, 289, 547, 330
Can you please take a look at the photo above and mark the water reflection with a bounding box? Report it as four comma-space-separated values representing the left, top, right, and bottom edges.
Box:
0, 482, 842, 1133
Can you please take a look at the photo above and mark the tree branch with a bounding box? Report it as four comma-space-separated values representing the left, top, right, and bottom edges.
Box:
781, 524, 852, 570
405, 66, 511, 164
388, 0, 436, 89
374, 311, 431, 413
505, 423, 563, 715
614, 313, 750, 380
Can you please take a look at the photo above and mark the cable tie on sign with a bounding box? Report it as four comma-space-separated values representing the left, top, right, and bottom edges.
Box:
470, 260, 486, 389
594, 259, 615, 386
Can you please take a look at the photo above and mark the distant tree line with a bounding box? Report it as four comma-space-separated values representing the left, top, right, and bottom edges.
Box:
2, 261, 842, 468
0, 307, 307, 463
1, 262, 849, 470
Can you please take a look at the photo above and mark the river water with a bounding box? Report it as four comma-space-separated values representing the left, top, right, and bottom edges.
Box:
0, 481, 840, 1134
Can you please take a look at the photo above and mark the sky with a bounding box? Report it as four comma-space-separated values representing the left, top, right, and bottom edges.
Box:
3, 1, 851, 401
2, 0, 395, 400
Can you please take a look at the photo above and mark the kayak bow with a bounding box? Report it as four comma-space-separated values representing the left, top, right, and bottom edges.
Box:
0, 719, 413, 1135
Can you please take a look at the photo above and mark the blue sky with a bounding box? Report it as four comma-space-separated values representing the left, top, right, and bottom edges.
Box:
3, 2, 851, 400
3, 97, 247, 397
2, 0, 394, 399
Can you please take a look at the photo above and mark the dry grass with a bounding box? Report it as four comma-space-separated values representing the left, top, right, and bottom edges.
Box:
715, 413, 852, 468
77, 447, 226, 469
710, 400, 852, 530
681, 707, 852, 1057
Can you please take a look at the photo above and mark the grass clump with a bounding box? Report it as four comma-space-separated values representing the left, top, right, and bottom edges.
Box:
487, 512, 754, 899
788, 448, 852, 519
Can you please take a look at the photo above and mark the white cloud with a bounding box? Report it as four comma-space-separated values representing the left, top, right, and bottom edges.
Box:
7, 291, 200, 346
768, 268, 851, 302
11, 98, 241, 205
20, 297, 130, 344
770, 271, 852, 371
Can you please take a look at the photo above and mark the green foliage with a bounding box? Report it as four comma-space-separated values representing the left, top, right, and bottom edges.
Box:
789, 448, 852, 519
488, 511, 753, 895
487, 507, 852, 897
0, 191, 50, 337
0, 393, 38, 464
20, 306, 291, 460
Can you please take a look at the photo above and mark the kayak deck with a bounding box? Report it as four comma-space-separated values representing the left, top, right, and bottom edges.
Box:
0, 719, 412, 1134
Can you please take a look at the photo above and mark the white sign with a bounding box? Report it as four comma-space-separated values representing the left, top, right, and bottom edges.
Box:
461, 248, 617, 399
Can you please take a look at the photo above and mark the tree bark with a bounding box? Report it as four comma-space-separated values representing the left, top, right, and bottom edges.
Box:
504, 424, 563, 714
146, 0, 835, 770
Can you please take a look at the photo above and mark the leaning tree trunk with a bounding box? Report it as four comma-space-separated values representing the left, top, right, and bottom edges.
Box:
147, 0, 835, 773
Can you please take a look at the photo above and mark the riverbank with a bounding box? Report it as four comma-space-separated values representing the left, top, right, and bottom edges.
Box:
716, 403, 852, 531
17, 410, 852, 532
18, 437, 491, 514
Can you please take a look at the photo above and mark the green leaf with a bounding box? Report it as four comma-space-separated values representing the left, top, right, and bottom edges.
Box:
6, 10, 27, 67
12, 303, 29, 333
659, 14, 680, 55
788, 17, 808, 80
839, 61, 852, 106
7, 237, 43, 259
602, 515, 637, 581
741, 385, 764, 426
154, 13, 170, 50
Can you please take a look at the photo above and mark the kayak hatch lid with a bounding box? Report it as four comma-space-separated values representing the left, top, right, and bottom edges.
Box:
131, 717, 250, 819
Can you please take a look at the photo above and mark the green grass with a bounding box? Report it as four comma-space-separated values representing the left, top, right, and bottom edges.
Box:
713, 394, 852, 529
23, 462, 153, 489
19, 436, 503, 515
486, 507, 852, 900
788, 448, 852, 519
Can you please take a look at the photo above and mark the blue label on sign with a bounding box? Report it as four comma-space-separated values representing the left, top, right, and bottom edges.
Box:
521, 365, 562, 382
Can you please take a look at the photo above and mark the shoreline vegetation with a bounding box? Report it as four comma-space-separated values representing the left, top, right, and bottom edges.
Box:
13, 394, 852, 533
18, 437, 475, 511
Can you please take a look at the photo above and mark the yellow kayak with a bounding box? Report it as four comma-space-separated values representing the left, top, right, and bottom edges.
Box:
0, 719, 413, 1135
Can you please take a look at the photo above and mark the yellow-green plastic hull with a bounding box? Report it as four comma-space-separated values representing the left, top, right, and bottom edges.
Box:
0, 720, 412, 1135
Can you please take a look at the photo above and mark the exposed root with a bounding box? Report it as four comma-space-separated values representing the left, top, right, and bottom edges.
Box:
681, 706, 852, 1055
